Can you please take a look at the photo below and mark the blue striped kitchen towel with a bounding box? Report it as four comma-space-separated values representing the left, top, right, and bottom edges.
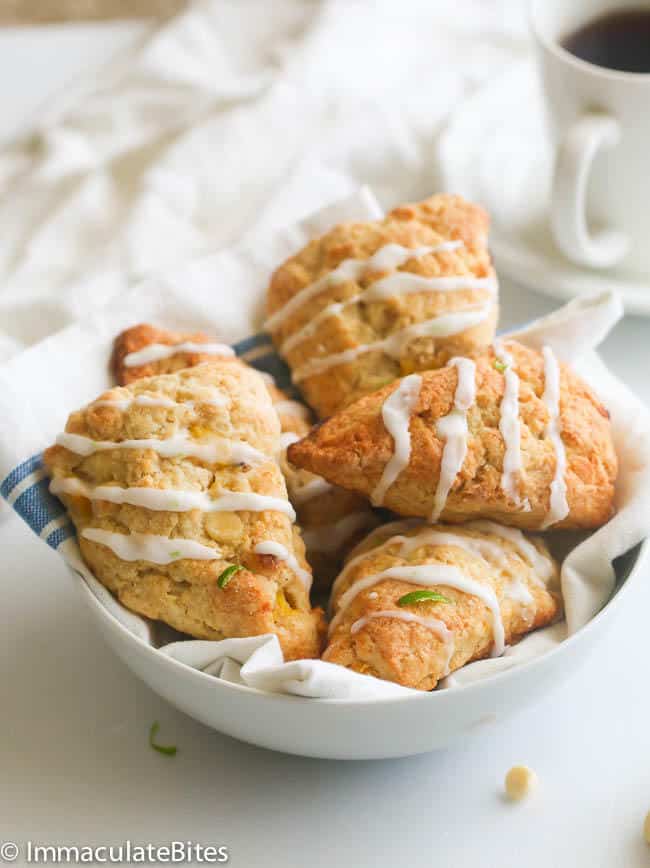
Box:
0, 332, 292, 553
0, 186, 382, 546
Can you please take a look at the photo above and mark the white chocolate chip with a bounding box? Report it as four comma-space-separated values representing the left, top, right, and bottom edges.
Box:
643, 811, 650, 844
505, 765, 537, 801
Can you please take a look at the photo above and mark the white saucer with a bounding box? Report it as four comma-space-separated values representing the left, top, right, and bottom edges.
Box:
437, 60, 650, 317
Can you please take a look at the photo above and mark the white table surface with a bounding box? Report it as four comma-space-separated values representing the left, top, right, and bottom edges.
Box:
2, 22, 650, 868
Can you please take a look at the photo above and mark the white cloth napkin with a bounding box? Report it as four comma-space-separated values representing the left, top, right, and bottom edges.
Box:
0, 0, 529, 364
1, 1, 649, 696
1, 188, 649, 699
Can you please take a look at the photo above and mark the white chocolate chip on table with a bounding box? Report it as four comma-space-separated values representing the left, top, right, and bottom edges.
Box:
504, 765, 538, 801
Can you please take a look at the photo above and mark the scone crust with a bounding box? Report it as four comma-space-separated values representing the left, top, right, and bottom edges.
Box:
112, 323, 235, 385
325, 522, 561, 690
270, 382, 378, 593
288, 342, 617, 530
111, 323, 377, 594
267, 194, 498, 417
45, 362, 325, 659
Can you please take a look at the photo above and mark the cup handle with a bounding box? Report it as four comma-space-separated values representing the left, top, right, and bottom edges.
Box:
550, 112, 628, 269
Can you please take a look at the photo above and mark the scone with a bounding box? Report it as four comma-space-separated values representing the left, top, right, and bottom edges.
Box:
113, 323, 379, 592
112, 323, 236, 385
288, 341, 617, 530
324, 520, 562, 690
266, 193, 498, 417
267, 380, 379, 594
44, 362, 325, 660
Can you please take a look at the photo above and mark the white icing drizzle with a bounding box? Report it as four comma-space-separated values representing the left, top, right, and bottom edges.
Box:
291, 306, 490, 383
93, 392, 227, 411
540, 345, 569, 528
81, 528, 221, 564
370, 374, 422, 506
398, 528, 537, 612
399, 528, 506, 565
397, 525, 551, 610
187, 396, 228, 408
330, 533, 413, 605
329, 563, 505, 656
430, 357, 476, 521
265, 241, 462, 333
465, 520, 555, 584
505, 579, 534, 606
301, 511, 379, 554
351, 609, 451, 641
344, 518, 423, 560
330, 563, 462, 634
291, 477, 333, 505
494, 341, 526, 508
280, 271, 495, 356
253, 540, 312, 590
369, 241, 461, 270
123, 341, 234, 368
273, 399, 311, 420
363, 273, 497, 302
336, 521, 552, 595
94, 394, 176, 410
331, 523, 547, 622
277, 432, 333, 503
56, 431, 267, 466
50, 477, 296, 519
280, 299, 350, 355
330, 518, 425, 607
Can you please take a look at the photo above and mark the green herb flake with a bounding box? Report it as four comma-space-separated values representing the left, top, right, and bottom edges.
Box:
149, 721, 177, 757
169, 550, 181, 559
217, 564, 244, 589
397, 589, 453, 607
494, 359, 507, 373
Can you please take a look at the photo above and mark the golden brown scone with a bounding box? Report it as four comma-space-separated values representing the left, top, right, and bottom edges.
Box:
44, 362, 325, 660
288, 341, 617, 530
266, 193, 498, 418
110, 321, 379, 593
112, 323, 236, 385
324, 520, 562, 690
266, 380, 379, 594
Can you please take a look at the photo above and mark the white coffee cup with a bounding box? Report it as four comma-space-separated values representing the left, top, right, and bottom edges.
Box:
531, 0, 650, 274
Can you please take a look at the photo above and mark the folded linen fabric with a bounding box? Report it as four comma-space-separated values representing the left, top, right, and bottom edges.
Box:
1, 190, 648, 698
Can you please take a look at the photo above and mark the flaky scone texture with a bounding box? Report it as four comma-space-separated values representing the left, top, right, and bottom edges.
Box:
266, 193, 498, 418
112, 323, 236, 385
288, 341, 617, 530
44, 362, 325, 660
268, 382, 378, 594
324, 520, 562, 690
111, 322, 377, 594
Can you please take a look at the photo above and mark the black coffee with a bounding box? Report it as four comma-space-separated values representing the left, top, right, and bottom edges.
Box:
562, 8, 650, 73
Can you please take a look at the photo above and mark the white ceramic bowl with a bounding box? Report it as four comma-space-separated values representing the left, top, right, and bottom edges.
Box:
75, 543, 646, 760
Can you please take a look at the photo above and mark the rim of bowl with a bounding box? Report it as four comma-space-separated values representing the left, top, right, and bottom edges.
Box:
529, 0, 650, 84
75, 536, 649, 707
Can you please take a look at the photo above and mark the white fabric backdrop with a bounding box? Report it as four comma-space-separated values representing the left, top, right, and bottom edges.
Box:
1, 180, 648, 697
2, 1, 650, 698
0, 0, 527, 359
